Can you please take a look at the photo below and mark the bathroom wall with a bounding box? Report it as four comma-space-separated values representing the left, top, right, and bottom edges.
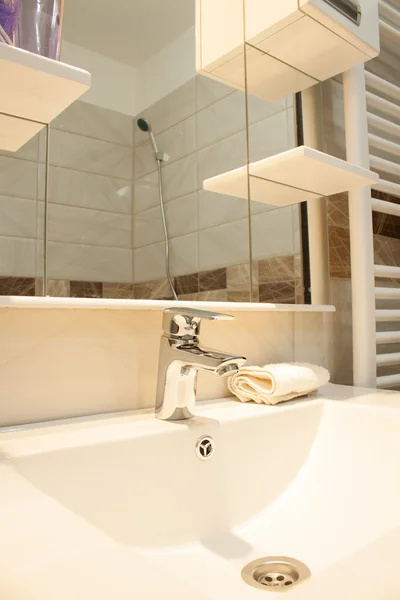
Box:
0, 130, 44, 295
43, 102, 135, 293
133, 73, 300, 302
0, 99, 136, 299
0, 23, 301, 303
61, 41, 139, 116
0, 306, 330, 427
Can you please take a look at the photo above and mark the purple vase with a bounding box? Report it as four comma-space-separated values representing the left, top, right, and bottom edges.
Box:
15, 0, 64, 60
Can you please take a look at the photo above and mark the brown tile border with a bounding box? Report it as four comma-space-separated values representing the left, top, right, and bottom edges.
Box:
329, 226, 351, 279
258, 256, 295, 283
197, 289, 228, 302
372, 190, 400, 204
70, 281, 103, 298
199, 268, 226, 292
327, 192, 349, 229
227, 291, 251, 303
133, 282, 153, 299
103, 282, 135, 299
259, 281, 296, 304
175, 273, 199, 295
226, 263, 258, 291
150, 278, 172, 299
23, 256, 306, 303
374, 234, 400, 267
0, 277, 35, 296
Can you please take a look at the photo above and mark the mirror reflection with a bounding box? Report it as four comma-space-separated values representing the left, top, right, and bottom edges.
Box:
0, 0, 302, 303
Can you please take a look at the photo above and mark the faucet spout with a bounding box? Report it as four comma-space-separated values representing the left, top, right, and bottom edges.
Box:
155, 308, 246, 421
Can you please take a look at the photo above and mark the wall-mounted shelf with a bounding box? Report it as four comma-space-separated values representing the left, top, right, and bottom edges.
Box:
0, 43, 91, 151
203, 146, 379, 206
196, 0, 379, 102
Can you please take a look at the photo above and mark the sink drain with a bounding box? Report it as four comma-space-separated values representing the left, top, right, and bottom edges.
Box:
242, 557, 311, 592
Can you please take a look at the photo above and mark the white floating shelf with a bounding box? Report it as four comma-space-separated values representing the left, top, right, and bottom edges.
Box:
203, 146, 379, 206
0, 43, 91, 151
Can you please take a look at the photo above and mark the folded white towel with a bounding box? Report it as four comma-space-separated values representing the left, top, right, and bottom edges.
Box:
227, 362, 330, 405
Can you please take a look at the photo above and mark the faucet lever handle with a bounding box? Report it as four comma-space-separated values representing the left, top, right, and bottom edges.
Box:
163, 307, 234, 339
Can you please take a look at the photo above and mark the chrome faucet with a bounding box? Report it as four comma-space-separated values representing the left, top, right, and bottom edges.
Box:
155, 308, 246, 421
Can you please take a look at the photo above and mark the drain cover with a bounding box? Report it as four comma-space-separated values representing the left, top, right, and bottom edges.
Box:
242, 557, 311, 592
195, 436, 215, 460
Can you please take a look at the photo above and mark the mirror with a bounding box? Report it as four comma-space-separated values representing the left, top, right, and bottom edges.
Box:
244, 43, 304, 305
0, 0, 302, 303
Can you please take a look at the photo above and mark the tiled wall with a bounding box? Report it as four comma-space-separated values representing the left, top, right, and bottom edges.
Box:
45, 102, 135, 284
133, 74, 299, 296
0, 100, 135, 296
0, 306, 330, 426
0, 132, 43, 284
0, 76, 300, 302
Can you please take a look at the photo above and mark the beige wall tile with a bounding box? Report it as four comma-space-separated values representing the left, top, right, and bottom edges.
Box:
196, 91, 247, 150
134, 232, 199, 282
133, 192, 198, 248
0, 129, 40, 162
135, 79, 196, 146
199, 220, 250, 271
294, 313, 329, 368
0, 156, 38, 200
197, 129, 247, 183
134, 117, 196, 179
162, 153, 198, 202
196, 75, 234, 111
328, 278, 353, 385
49, 130, 133, 181
0, 236, 36, 277
252, 207, 295, 260
134, 170, 159, 214
52, 101, 134, 146
248, 109, 294, 164
0, 307, 296, 426
46, 205, 132, 248
48, 167, 132, 214
198, 189, 248, 230
321, 79, 346, 160
45, 242, 133, 283
0, 196, 37, 239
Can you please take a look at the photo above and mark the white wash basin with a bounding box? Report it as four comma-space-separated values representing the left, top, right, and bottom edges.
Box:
1, 383, 400, 599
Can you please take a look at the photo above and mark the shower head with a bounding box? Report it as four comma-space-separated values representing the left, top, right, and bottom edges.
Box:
136, 116, 168, 162
137, 118, 151, 133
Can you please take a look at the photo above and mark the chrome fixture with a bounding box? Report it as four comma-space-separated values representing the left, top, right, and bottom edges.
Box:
155, 308, 246, 421
196, 435, 215, 460
136, 118, 178, 300
241, 557, 311, 592
136, 118, 169, 163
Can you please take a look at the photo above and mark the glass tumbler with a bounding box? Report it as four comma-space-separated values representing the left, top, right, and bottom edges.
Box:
15, 0, 64, 60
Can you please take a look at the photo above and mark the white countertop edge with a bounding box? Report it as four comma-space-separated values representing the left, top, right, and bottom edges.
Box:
0, 296, 336, 312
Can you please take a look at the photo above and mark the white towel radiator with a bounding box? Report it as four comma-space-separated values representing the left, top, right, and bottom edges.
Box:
344, 0, 400, 388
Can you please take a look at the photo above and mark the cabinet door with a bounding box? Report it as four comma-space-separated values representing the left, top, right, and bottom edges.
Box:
245, 0, 300, 45
299, 0, 380, 54
196, 0, 244, 73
